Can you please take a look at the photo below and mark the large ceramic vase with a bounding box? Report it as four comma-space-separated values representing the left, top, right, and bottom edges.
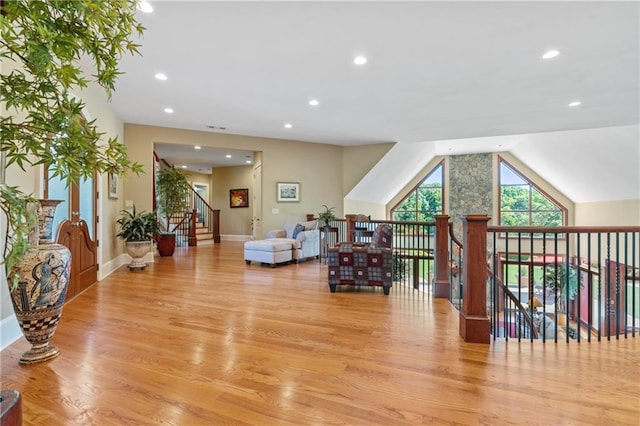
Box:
125, 241, 152, 270
8, 199, 71, 364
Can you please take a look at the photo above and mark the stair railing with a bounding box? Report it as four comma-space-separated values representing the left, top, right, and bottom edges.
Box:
189, 187, 220, 244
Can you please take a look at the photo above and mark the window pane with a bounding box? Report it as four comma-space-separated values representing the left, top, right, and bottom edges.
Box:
397, 192, 416, 211
392, 162, 443, 221
394, 211, 416, 221
79, 176, 94, 239
417, 187, 441, 211
421, 164, 443, 186
501, 211, 529, 226
501, 185, 530, 211
532, 211, 563, 227
531, 188, 557, 211
417, 211, 437, 222
500, 162, 527, 185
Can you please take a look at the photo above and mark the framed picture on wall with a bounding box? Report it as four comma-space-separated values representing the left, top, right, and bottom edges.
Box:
276, 182, 300, 202
230, 188, 249, 208
108, 173, 119, 199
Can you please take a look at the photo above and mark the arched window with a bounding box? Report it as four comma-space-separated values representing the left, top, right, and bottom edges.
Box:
391, 162, 444, 222
499, 157, 566, 228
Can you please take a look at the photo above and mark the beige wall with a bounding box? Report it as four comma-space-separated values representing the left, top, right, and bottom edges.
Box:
212, 166, 253, 235
342, 143, 393, 198
123, 124, 355, 236
575, 199, 640, 226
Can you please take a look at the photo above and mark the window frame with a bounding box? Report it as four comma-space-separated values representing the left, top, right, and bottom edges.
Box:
498, 156, 567, 233
391, 160, 445, 223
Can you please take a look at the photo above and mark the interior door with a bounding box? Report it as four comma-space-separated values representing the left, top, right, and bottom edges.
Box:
252, 163, 262, 240
47, 170, 98, 300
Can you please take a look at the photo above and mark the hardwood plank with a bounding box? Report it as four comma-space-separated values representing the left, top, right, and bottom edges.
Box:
1, 242, 638, 425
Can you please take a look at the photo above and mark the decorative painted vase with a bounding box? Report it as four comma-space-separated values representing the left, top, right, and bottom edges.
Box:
36, 199, 63, 244
7, 199, 71, 364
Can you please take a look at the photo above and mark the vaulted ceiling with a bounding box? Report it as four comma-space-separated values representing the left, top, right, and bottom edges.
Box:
109, 1, 639, 202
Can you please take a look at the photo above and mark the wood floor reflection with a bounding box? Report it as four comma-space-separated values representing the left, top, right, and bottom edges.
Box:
2, 242, 638, 425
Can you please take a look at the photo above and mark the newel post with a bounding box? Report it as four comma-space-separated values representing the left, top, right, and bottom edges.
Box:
212, 209, 220, 243
459, 214, 491, 344
188, 209, 197, 246
434, 215, 450, 298
345, 214, 356, 243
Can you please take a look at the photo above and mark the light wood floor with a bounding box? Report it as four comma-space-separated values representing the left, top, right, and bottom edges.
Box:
2, 242, 639, 425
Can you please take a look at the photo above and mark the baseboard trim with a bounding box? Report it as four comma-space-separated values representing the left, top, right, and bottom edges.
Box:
221, 234, 252, 242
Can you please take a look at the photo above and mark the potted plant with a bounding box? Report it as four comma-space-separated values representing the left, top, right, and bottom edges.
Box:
0, 1, 144, 363
116, 206, 160, 270
544, 262, 581, 324
318, 205, 336, 228
155, 166, 192, 256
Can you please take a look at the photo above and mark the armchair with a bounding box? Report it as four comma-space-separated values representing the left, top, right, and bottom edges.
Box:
327, 224, 393, 295
265, 220, 320, 262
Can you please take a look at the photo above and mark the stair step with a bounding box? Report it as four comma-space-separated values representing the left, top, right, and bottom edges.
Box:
196, 232, 214, 240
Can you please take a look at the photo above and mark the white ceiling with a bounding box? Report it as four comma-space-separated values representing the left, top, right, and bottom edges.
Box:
109, 1, 639, 199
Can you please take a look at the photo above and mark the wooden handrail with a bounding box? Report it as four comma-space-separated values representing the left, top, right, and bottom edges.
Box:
192, 188, 215, 213
488, 225, 640, 233
448, 222, 463, 248
491, 266, 538, 339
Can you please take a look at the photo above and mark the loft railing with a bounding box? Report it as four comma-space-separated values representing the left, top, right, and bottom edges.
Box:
443, 214, 639, 343
318, 213, 639, 344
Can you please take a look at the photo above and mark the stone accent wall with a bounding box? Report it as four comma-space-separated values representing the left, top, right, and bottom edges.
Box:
449, 153, 493, 239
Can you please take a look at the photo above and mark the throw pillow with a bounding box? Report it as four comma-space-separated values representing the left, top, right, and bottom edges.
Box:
284, 222, 297, 238
299, 219, 318, 230
292, 224, 306, 239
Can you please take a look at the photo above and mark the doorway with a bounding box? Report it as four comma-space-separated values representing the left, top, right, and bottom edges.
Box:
252, 163, 263, 239
46, 169, 98, 300
193, 183, 209, 223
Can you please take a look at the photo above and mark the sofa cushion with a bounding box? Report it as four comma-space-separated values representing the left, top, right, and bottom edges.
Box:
292, 224, 305, 238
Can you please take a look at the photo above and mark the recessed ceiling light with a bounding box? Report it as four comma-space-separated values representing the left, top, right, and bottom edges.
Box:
225, 154, 232, 158
353, 56, 367, 65
194, 146, 201, 150
542, 50, 560, 59
309, 99, 319, 107
137, 1, 153, 13
163, 107, 174, 114
568, 101, 582, 107
245, 160, 252, 164
284, 123, 293, 129
154, 73, 167, 80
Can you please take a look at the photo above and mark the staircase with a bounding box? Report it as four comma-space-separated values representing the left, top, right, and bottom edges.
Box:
195, 218, 214, 246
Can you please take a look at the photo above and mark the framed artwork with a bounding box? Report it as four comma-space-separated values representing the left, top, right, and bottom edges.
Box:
108, 173, 119, 199
276, 182, 300, 202
230, 188, 249, 208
